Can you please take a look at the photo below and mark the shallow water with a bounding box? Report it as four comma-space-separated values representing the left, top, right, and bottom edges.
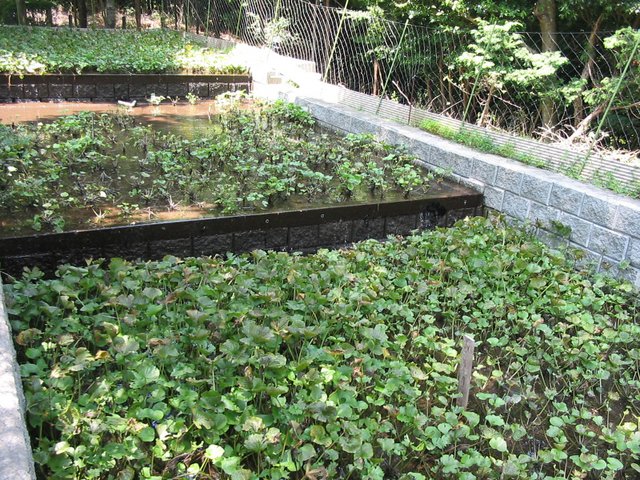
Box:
0, 101, 461, 238
0, 100, 231, 125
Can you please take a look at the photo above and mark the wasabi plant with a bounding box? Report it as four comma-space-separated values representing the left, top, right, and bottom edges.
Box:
6, 216, 639, 479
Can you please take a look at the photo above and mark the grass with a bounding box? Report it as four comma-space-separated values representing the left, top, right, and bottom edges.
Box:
420, 119, 547, 169
420, 119, 640, 200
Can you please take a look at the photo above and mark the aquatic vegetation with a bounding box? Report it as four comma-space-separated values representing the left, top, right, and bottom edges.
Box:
0, 101, 434, 234
5, 216, 640, 479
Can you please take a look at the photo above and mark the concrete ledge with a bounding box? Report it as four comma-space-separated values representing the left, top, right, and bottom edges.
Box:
0, 279, 36, 480
292, 96, 640, 288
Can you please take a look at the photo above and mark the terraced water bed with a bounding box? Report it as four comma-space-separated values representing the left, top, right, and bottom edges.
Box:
0, 100, 443, 237
4, 217, 640, 479
0, 27, 247, 75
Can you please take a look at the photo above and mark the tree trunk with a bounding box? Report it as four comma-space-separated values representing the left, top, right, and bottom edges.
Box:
211, 0, 221, 37
105, 0, 116, 28
534, 0, 558, 133
183, 0, 188, 32
134, 0, 142, 30
46, 7, 53, 26
373, 59, 380, 96
78, 0, 88, 28
568, 103, 606, 142
462, 78, 469, 118
479, 84, 496, 127
15, 0, 27, 25
159, 0, 166, 28
573, 15, 603, 125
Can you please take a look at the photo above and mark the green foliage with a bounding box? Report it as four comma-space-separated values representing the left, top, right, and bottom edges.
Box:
349, 6, 396, 61
146, 93, 166, 105
455, 21, 568, 101
0, 27, 248, 75
350, 0, 636, 32
246, 15, 299, 51
592, 170, 640, 199
351, 0, 533, 29
6, 216, 640, 479
582, 28, 640, 109
185, 92, 199, 105
0, 102, 432, 235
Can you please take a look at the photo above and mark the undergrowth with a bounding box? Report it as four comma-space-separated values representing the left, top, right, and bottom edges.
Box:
420, 119, 640, 200
5, 216, 640, 479
420, 119, 546, 169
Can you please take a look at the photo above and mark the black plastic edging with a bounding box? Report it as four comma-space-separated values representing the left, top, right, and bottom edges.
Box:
0, 189, 482, 258
1, 73, 252, 86
0, 73, 252, 102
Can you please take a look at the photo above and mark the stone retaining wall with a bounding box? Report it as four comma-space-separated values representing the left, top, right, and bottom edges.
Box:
293, 96, 640, 287
0, 278, 36, 480
0, 73, 251, 102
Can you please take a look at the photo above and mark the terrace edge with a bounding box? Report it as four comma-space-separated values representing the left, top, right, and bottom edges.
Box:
289, 95, 640, 288
0, 277, 36, 480
0, 73, 252, 103
0, 191, 482, 278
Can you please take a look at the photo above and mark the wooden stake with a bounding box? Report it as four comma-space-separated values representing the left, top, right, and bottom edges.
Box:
456, 335, 475, 409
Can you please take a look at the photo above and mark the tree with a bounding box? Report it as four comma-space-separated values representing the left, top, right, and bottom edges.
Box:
15, 0, 27, 24
570, 28, 640, 144
134, 0, 142, 29
76, 0, 88, 27
455, 21, 568, 128
105, 0, 116, 28
534, 0, 558, 131
349, 6, 395, 96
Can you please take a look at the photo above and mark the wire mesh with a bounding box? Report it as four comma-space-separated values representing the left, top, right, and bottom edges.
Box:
184, 1, 638, 152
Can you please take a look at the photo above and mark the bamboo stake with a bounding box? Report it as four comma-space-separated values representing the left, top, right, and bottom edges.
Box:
376, 17, 410, 116
234, 1, 244, 37
204, 0, 211, 36
322, 0, 350, 83
456, 335, 475, 409
582, 31, 640, 170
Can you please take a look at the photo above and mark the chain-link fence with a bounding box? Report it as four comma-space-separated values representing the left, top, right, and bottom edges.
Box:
180, 0, 638, 151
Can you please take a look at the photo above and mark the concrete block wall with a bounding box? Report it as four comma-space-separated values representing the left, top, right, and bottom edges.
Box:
293, 96, 640, 287
0, 278, 36, 480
